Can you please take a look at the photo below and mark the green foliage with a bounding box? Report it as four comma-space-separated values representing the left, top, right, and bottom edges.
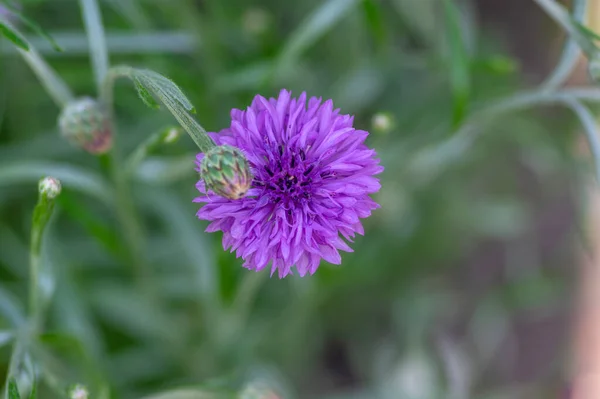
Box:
0, 21, 29, 51
0, 0, 596, 398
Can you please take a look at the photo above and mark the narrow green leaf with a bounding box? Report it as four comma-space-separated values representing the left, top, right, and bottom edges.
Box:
2, 5, 62, 51
7, 378, 21, 399
134, 70, 195, 112
577, 21, 600, 42
133, 77, 160, 109
27, 382, 36, 399
0, 22, 29, 51
361, 0, 387, 49
443, 0, 470, 127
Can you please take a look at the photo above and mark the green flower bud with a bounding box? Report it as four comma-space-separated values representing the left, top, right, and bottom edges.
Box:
38, 176, 61, 199
589, 57, 600, 84
201, 145, 252, 200
58, 97, 112, 154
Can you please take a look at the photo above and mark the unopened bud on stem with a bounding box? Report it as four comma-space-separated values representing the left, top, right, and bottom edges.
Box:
38, 176, 61, 199
58, 97, 112, 154
201, 145, 252, 200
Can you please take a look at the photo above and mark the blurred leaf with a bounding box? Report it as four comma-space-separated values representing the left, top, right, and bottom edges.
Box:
1, 4, 62, 51
134, 155, 195, 184
0, 22, 29, 51
275, 0, 361, 78
443, 0, 470, 127
361, 0, 387, 49
89, 283, 179, 345
0, 162, 114, 206
0, 287, 25, 327
26, 381, 35, 399
57, 192, 124, 257
141, 189, 218, 306
7, 378, 20, 399
0, 331, 13, 348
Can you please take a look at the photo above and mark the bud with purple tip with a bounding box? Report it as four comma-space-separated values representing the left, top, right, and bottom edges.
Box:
58, 97, 112, 154
200, 145, 252, 200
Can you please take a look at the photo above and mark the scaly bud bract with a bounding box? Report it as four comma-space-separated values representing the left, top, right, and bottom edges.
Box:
58, 97, 112, 154
201, 145, 252, 200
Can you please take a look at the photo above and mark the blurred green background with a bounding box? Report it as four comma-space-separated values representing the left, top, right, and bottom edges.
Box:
0, 0, 588, 398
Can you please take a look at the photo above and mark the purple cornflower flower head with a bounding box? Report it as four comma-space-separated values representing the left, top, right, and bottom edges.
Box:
194, 90, 383, 278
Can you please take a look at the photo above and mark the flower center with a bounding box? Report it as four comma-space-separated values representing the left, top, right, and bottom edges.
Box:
253, 146, 317, 207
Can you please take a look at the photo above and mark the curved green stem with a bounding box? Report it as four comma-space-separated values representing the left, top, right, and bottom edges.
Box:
410, 88, 600, 182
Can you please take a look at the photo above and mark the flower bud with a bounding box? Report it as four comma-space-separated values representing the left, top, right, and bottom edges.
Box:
200, 145, 252, 200
371, 112, 395, 135
58, 97, 112, 154
68, 384, 88, 399
38, 176, 61, 199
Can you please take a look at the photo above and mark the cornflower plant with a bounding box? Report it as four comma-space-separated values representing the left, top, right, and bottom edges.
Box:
0, 0, 599, 398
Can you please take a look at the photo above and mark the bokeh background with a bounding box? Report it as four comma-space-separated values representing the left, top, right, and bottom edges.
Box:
0, 0, 593, 398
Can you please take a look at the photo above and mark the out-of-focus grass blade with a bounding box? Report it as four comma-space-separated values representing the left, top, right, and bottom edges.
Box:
0, 331, 13, 348
361, 0, 387, 49
0, 162, 114, 206
141, 189, 218, 306
57, 192, 125, 258
26, 381, 35, 399
0, 21, 29, 51
274, 0, 361, 78
577, 22, 600, 42
1, 4, 62, 51
7, 378, 20, 399
443, 0, 470, 128
0, 287, 25, 327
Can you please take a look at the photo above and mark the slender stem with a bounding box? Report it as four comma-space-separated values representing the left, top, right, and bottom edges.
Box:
540, 0, 588, 91
410, 88, 600, 182
17, 47, 73, 107
29, 179, 59, 330
533, 0, 599, 58
78, 0, 109, 92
